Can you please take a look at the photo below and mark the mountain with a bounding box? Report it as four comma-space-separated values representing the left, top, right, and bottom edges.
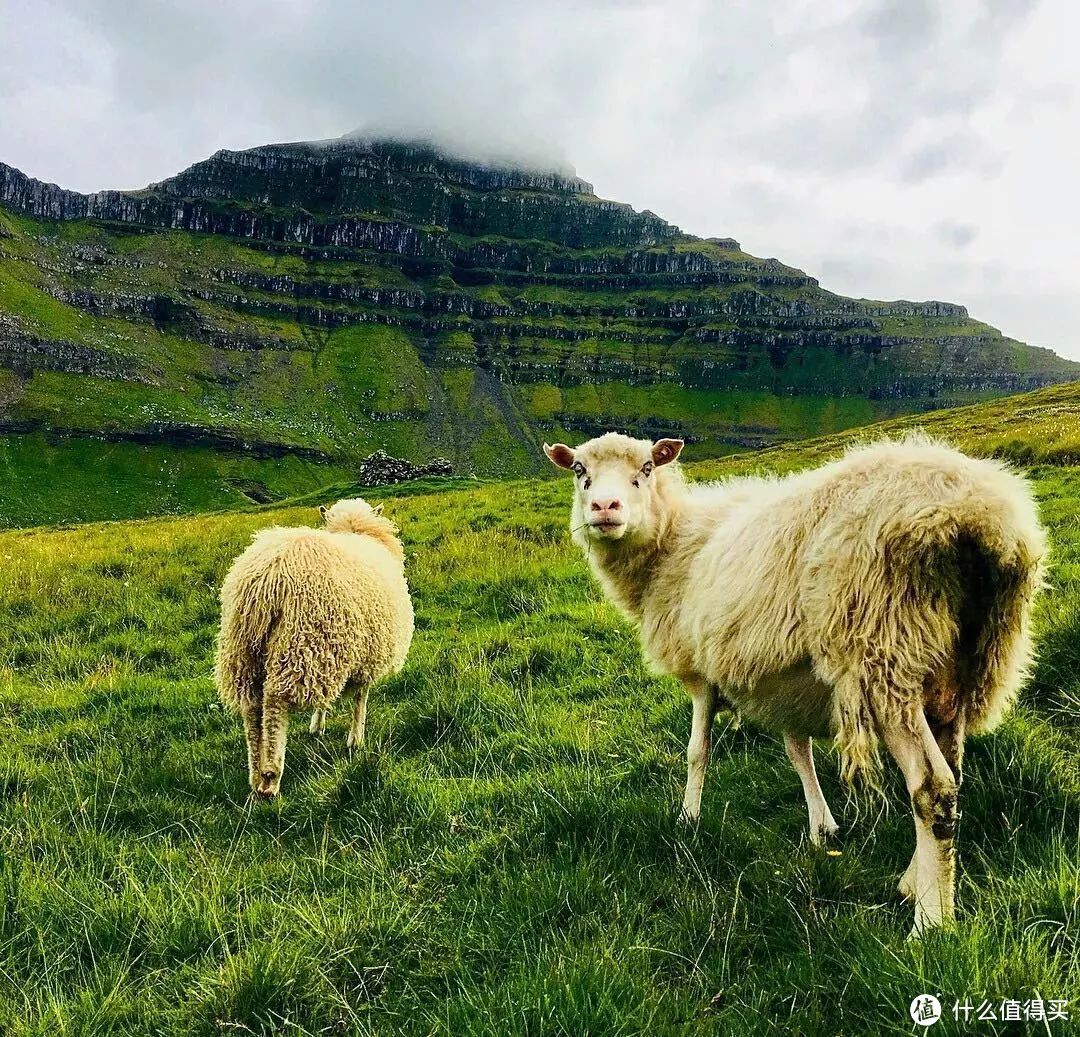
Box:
1, 135, 1076, 524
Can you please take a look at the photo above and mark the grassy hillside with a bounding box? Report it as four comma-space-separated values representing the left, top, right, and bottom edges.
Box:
1, 417, 1078, 1032
3, 138, 1078, 527
8, 375, 1080, 530
693, 378, 1080, 482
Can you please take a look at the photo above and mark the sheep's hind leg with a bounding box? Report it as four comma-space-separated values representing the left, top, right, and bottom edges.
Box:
897, 849, 919, 902
884, 712, 960, 935
784, 733, 839, 846
242, 703, 263, 793
932, 711, 965, 786
716, 690, 741, 730
309, 709, 327, 736
346, 680, 371, 750
901, 710, 966, 900
257, 688, 290, 799
680, 681, 719, 823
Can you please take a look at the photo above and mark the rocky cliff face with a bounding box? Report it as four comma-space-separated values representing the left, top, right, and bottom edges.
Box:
0, 134, 1076, 495
1, 139, 674, 250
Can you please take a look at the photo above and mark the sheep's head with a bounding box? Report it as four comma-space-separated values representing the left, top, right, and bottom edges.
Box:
319, 498, 404, 559
543, 432, 684, 545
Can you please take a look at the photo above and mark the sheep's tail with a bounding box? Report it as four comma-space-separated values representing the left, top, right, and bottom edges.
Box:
951, 526, 1045, 735
831, 457, 1046, 790
214, 583, 278, 713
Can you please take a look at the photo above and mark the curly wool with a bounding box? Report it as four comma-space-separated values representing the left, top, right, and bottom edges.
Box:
215, 499, 414, 714
566, 433, 1046, 787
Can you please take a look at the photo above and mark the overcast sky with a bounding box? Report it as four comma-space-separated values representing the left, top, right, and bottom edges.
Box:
2, 0, 1078, 355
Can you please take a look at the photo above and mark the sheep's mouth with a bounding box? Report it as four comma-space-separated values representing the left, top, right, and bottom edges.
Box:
589, 520, 626, 535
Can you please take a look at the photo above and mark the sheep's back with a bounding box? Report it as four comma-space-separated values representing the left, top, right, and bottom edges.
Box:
659, 436, 1041, 703
666, 481, 814, 690
222, 527, 414, 708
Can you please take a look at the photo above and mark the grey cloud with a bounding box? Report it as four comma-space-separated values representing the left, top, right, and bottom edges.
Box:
0, 0, 1037, 185
48, 0, 618, 179
935, 221, 979, 249
669, 0, 1037, 182
898, 143, 953, 183
859, 0, 940, 56
898, 133, 1005, 184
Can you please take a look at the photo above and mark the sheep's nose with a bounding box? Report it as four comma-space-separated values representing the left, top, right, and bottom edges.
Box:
591, 498, 622, 513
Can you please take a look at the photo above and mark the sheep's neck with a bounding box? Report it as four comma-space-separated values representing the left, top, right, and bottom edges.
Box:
589, 539, 664, 619
362, 526, 406, 562
334, 518, 405, 562
587, 504, 692, 621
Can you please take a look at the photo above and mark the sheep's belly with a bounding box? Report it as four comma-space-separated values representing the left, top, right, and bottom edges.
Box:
732, 662, 834, 739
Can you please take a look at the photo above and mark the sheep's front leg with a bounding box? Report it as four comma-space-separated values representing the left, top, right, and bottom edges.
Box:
884, 712, 960, 935
346, 681, 370, 750
258, 690, 290, 798
680, 681, 719, 823
309, 709, 327, 736
784, 733, 838, 846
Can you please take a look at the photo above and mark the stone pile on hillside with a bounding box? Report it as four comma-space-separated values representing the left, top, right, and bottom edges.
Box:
356, 450, 454, 486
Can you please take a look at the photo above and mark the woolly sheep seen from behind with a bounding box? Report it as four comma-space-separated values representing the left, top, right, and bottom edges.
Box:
544, 432, 1046, 935
215, 498, 414, 798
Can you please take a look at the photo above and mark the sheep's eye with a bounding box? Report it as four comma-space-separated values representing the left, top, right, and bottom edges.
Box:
572, 462, 586, 478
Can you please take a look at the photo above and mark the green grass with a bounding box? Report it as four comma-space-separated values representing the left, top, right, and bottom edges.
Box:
691, 379, 1080, 481
0, 433, 353, 525
3, 194, 1077, 523
11, 375, 1080, 530
1, 417, 1078, 1033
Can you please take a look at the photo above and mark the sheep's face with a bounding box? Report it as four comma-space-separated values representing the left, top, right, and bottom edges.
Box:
320, 497, 385, 534
543, 432, 683, 544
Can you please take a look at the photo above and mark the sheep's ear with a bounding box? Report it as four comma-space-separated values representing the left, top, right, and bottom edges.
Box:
543, 442, 576, 470
319, 505, 328, 519
373, 503, 384, 515
651, 439, 684, 467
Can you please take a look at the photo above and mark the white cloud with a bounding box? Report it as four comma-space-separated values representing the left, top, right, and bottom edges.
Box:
1, 0, 1077, 354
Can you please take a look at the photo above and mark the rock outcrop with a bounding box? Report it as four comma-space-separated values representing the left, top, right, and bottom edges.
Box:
356, 449, 454, 486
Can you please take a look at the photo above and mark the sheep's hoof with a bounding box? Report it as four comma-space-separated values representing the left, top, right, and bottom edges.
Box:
810, 819, 840, 848
677, 806, 701, 826
256, 772, 281, 799
809, 829, 833, 849
907, 914, 954, 940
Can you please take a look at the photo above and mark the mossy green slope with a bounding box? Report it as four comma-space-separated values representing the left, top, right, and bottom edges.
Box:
693, 377, 1080, 481
1, 138, 1077, 528
1, 390, 1078, 1033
